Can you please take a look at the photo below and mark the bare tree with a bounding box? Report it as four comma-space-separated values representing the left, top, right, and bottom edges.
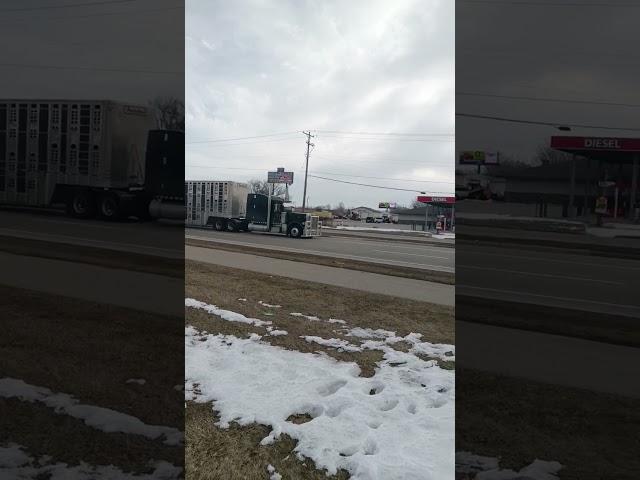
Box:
536, 146, 574, 166
411, 199, 424, 209
150, 96, 185, 131
248, 179, 286, 196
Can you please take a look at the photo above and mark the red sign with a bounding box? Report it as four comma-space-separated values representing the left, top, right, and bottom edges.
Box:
551, 136, 640, 152
417, 196, 455, 204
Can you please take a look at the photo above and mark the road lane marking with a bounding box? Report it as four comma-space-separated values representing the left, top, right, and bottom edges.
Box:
457, 264, 623, 285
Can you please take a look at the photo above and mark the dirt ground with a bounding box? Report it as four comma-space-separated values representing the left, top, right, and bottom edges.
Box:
185, 259, 454, 479
456, 369, 640, 480
0, 284, 184, 473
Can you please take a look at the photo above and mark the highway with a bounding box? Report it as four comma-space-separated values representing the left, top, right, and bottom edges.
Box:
186, 228, 455, 272
457, 241, 640, 317
0, 209, 183, 257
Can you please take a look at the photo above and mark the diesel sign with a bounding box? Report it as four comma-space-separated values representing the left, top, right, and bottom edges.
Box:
584, 138, 621, 149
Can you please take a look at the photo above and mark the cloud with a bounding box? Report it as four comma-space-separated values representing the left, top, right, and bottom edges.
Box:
186, 0, 454, 208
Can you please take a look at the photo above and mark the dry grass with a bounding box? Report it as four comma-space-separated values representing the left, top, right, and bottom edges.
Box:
186, 238, 455, 285
457, 369, 640, 480
185, 259, 454, 479
186, 402, 350, 480
0, 285, 184, 472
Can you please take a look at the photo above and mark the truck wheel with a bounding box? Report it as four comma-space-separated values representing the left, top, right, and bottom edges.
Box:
289, 224, 303, 238
67, 190, 96, 219
227, 220, 238, 232
98, 194, 121, 220
213, 218, 226, 231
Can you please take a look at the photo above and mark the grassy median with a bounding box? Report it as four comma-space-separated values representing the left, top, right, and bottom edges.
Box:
0, 285, 184, 473
457, 369, 640, 480
185, 260, 454, 479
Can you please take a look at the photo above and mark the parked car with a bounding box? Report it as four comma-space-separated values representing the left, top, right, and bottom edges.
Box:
365, 216, 375, 223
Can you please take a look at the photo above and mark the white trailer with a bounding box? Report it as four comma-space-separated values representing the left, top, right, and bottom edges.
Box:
185, 180, 249, 226
0, 99, 156, 217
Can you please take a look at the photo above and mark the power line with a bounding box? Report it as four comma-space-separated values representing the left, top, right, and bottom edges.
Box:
0, 0, 135, 13
456, 113, 640, 132
457, 92, 640, 108
0, 5, 183, 25
0, 63, 181, 75
314, 130, 454, 137
315, 134, 454, 143
187, 136, 303, 147
186, 131, 299, 144
185, 164, 455, 184
307, 175, 452, 194
309, 171, 454, 184
459, 0, 640, 7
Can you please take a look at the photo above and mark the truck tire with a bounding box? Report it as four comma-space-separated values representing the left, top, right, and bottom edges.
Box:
227, 220, 238, 232
289, 223, 303, 238
213, 218, 226, 231
67, 190, 96, 219
98, 194, 121, 221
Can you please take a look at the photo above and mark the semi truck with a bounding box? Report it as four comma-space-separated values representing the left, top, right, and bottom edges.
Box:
185, 180, 321, 238
0, 99, 184, 220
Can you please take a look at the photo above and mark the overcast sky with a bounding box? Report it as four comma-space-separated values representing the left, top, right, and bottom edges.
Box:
456, 0, 640, 169
186, 0, 454, 209
0, 0, 183, 104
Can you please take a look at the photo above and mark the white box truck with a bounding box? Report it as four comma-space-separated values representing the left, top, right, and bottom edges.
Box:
0, 99, 183, 220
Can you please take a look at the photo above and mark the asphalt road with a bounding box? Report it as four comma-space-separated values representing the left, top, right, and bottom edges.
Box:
186, 228, 455, 273
0, 209, 183, 257
457, 242, 640, 317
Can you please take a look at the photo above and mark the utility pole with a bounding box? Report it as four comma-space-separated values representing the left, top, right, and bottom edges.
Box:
302, 131, 315, 212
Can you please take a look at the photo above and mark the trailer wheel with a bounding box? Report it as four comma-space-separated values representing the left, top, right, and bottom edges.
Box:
98, 194, 121, 220
227, 220, 238, 232
289, 223, 303, 238
213, 218, 226, 231
67, 190, 96, 219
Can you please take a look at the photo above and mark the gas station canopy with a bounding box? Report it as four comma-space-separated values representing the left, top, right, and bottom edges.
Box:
550, 136, 640, 164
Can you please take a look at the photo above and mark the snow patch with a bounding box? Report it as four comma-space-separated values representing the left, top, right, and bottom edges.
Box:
456, 451, 562, 479
0, 378, 183, 446
302, 336, 363, 353
0, 444, 181, 479
126, 378, 146, 385
328, 318, 347, 324
186, 298, 272, 327
269, 330, 288, 336
267, 464, 282, 480
259, 300, 282, 308
346, 328, 396, 339
290, 312, 321, 321
185, 326, 454, 479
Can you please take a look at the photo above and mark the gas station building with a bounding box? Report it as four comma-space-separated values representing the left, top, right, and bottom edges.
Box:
550, 136, 639, 220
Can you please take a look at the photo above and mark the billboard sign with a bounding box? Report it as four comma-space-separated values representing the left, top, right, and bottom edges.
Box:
459, 151, 499, 165
267, 167, 294, 184
378, 202, 397, 209
417, 196, 455, 204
